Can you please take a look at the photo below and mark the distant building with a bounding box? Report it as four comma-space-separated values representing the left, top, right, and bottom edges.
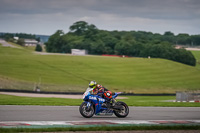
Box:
175, 45, 183, 49
13, 37, 19, 40
24, 39, 38, 46
71, 49, 88, 55
0, 32, 50, 43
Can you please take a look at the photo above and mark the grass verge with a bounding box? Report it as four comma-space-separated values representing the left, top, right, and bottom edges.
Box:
191, 50, 200, 69
1, 45, 200, 93
0, 94, 200, 107
0, 124, 200, 132
0, 94, 82, 106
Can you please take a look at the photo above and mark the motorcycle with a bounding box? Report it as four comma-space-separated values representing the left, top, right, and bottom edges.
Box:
79, 88, 129, 118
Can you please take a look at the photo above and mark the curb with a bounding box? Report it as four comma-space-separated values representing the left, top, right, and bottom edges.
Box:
1, 120, 200, 128
175, 100, 200, 103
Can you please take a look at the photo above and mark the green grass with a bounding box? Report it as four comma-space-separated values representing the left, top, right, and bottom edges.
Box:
1, 125, 200, 132
0, 43, 200, 93
0, 94, 199, 107
7, 42, 23, 48
121, 95, 200, 107
191, 50, 200, 69
0, 94, 82, 106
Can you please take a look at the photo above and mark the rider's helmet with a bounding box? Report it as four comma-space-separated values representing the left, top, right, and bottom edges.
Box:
89, 81, 97, 89
104, 91, 112, 99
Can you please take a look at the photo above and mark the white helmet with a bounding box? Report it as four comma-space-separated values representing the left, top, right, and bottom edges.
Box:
89, 81, 97, 88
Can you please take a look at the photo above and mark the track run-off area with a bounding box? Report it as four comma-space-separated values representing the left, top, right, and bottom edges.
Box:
0, 105, 200, 128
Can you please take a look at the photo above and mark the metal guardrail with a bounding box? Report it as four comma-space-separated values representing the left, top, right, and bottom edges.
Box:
176, 91, 200, 102
0, 89, 176, 96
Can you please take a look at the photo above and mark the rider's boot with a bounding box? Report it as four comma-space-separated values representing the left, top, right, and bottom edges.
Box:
111, 98, 116, 107
101, 103, 107, 108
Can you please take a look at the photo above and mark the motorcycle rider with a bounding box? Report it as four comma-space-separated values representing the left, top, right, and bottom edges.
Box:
88, 81, 115, 106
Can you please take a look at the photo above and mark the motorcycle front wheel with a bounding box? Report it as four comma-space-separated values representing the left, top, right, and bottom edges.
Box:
113, 101, 129, 118
79, 102, 95, 118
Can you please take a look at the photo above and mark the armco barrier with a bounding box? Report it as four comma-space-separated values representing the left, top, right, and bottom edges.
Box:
0, 89, 175, 96
176, 91, 200, 102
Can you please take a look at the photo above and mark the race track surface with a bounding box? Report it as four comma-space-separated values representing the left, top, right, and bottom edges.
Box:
0, 106, 200, 121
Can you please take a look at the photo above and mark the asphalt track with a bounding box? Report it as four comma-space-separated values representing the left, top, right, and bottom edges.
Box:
0, 106, 200, 121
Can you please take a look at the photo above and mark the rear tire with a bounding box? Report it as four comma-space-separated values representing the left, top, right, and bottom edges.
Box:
79, 102, 95, 118
113, 101, 129, 118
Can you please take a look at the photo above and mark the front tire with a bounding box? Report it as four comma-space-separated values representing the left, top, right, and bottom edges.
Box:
113, 101, 129, 118
79, 102, 95, 118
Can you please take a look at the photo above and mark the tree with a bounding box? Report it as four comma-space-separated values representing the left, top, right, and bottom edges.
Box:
45, 30, 64, 52
164, 31, 174, 36
69, 21, 98, 36
4, 34, 14, 41
45, 21, 197, 66
36, 37, 40, 42
163, 31, 175, 43
115, 40, 131, 55
176, 33, 190, 45
174, 49, 196, 66
140, 42, 196, 66
130, 42, 144, 56
191, 35, 200, 46
61, 33, 85, 53
115, 34, 136, 56
17, 38, 25, 46
35, 44, 42, 52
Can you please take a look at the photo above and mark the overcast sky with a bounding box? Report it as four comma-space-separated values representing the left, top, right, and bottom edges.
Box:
0, 0, 200, 35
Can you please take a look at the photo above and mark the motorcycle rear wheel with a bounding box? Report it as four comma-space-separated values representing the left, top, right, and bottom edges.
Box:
79, 102, 95, 118
113, 101, 129, 118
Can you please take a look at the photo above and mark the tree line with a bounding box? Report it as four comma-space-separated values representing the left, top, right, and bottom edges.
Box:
0, 32, 42, 52
0, 33, 40, 45
45, 21, 197, 66
0, 33, 40, 41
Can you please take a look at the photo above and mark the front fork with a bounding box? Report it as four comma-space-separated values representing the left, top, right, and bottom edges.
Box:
85, 101, 92, 111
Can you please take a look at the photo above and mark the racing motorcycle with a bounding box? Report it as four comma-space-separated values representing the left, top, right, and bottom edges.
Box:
79, 88, 129, 118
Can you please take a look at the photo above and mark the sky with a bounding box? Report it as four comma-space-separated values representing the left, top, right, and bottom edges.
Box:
0, 0, 200, 35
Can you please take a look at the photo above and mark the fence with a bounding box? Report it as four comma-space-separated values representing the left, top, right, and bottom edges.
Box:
176, 91, 200, 102
0, 77, 85, 93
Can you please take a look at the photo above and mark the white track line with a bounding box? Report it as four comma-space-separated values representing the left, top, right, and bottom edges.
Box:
0, 120, 200, 126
